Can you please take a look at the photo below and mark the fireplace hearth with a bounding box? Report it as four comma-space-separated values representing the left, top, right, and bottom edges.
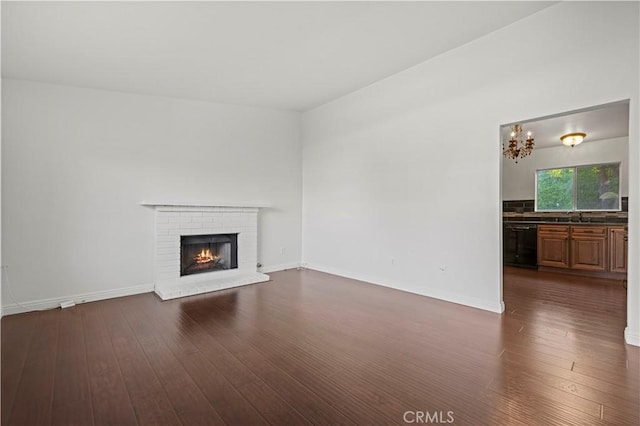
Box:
181, 233, 238, 276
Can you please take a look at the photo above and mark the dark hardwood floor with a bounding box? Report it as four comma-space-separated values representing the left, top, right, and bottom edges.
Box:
2, 267, 638, 425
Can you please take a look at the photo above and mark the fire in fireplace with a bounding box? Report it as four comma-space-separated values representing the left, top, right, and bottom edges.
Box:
181, 234, 238, 276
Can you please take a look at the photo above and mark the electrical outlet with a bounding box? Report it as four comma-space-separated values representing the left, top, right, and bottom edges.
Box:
280, 247, 286, 255
391, 258, 396, 265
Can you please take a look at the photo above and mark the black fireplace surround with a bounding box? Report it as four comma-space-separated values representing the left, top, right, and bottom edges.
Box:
180, 234, 238, 277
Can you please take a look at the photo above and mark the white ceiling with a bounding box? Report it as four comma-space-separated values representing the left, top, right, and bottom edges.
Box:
2, 1, 555, 111
502, 102, 630, 150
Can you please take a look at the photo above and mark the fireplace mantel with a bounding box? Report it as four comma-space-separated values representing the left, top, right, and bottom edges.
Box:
141, 201, 267, 209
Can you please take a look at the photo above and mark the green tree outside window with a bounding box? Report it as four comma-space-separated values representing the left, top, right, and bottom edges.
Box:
536, 163, 620, 211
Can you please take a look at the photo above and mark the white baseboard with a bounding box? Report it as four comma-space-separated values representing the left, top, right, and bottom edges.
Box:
260, 262, 301, 273
1, 283, 155, 316
625, 327, 640, 346
305, 262, 505, 314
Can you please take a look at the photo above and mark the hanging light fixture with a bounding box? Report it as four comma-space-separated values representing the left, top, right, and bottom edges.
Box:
560, 132, 586, 147
503, 124, 534, 163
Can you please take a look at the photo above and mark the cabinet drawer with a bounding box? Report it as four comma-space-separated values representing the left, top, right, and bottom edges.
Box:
572, 226, 606, 236
538, 225, 569, 234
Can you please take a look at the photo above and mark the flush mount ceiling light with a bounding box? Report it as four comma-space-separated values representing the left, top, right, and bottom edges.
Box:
503, 124, 534, 163
560, 132, 587, 147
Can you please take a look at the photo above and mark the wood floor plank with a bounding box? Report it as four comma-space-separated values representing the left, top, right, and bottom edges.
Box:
185, 306, 356, 425
51, 398, 94, 426
572, 360, 640, 390
51, 308, 93, 426
139, 338, 225, 426
236, 379, 311, 425
232, 328, 399, 424
7, 310, 59, 426
119, 298, 226, 426
178, 351, 269, 425
100, 300, 182, 426
1, 312, 38, 426
82, 303, 138, 426
481, 388, 603, 426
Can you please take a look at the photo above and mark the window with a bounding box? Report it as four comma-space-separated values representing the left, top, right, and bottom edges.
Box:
535, 163, 620, 211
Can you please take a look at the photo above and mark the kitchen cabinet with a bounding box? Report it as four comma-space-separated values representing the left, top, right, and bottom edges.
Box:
537, 225, 570, 268
537, 224, 627, 274
609, 226, 628, 273
570, 226, 607, 271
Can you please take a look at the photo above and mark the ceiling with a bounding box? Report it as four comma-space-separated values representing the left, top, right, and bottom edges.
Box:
2, 1, 555, 111
502, 102, 630, 150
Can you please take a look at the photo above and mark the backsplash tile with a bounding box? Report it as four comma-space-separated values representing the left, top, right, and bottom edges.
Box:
502, 197, 629, 223
503, 200, 535, 213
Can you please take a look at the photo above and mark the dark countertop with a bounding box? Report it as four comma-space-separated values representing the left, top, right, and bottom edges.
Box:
503, 211, 627, 225
503, 220, 626, 226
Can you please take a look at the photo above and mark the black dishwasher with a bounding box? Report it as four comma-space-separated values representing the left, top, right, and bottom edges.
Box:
503, 223, 538, 268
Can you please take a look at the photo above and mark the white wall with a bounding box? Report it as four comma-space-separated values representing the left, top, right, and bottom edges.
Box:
502, 137, 629, 201
1, 79, 302, 312
301, 1, 639, 344
0, 39, 2, 317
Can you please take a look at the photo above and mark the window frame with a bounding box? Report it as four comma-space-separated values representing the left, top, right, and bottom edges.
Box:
534, 162, 622, 212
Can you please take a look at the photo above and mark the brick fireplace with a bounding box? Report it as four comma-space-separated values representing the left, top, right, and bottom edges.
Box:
144, 203, 269, 300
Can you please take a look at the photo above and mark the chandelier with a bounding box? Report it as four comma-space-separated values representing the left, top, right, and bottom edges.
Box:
503, 124, 534, 163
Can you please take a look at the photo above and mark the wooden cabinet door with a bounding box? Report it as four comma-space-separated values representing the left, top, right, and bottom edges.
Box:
609, 227, 627, 273
538, 226, 570, 268
570, 226, 606, 271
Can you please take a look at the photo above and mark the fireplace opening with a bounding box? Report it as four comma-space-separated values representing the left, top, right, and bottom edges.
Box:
181, 234, 238, 277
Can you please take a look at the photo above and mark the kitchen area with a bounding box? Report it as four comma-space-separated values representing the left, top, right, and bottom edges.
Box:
501, 101, 629, 281
503, 203, 628, 278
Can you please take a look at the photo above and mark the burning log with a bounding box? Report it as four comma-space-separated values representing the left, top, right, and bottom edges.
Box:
195, 248, 220, 264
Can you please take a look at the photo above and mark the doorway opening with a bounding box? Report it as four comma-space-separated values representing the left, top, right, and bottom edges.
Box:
499, 100, 630, 342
